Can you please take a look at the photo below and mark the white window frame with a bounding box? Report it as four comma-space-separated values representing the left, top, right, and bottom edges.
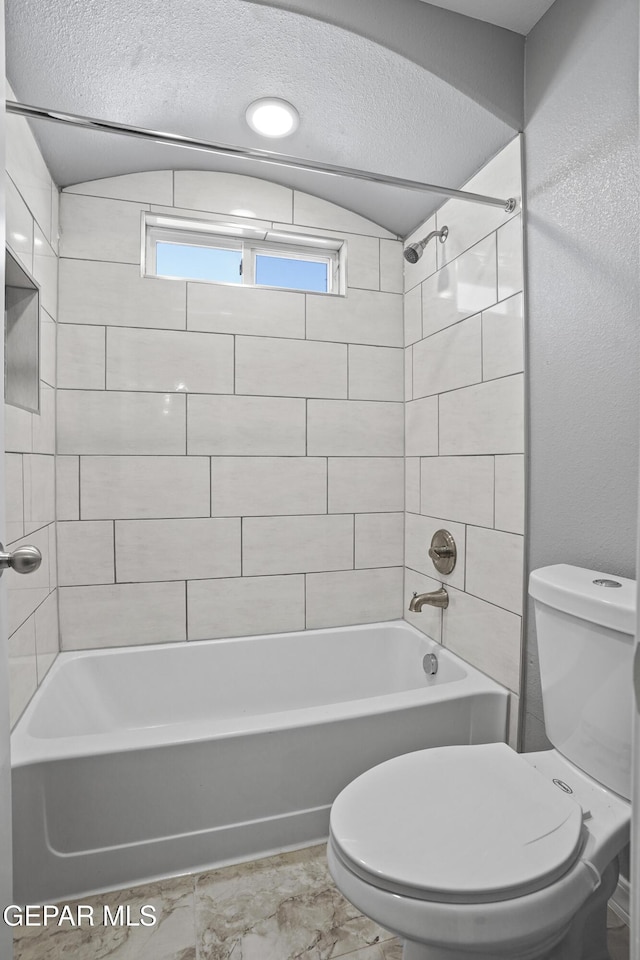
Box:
143, 213, 345, 295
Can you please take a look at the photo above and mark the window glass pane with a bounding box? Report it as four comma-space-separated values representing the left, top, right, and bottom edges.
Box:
255, 254, 328, 292
156, 242, 242, 283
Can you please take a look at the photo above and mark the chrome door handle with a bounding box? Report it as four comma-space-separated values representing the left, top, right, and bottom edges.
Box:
0, 542, 42, 576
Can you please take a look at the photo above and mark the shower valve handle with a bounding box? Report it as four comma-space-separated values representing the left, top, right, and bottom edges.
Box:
0, 542, 42, 576
429, 545, 454, 559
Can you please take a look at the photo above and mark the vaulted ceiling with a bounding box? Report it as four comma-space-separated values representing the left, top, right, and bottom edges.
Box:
417, 0, 556, 35
5, 0, 544, 235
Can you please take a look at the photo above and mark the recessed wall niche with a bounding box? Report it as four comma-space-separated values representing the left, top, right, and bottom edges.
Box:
5, 249, 40, 413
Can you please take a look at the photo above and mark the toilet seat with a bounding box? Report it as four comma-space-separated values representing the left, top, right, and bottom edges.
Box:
330, 742, 587, 904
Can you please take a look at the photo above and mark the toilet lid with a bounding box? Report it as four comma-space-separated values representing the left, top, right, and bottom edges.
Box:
330, 742, 586, 903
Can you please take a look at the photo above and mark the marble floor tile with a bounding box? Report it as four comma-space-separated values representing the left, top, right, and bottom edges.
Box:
195, 845, 395, 960
14, 875, 196, 960
13, 843, 628, 960
341, 942, 403, 960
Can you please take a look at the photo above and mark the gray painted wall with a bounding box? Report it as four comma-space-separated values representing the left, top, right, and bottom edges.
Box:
523, 0, 639, 748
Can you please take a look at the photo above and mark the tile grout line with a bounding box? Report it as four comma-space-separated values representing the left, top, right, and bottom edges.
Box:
57, 387, 406, 404
463, 522, 468, 593
495, 223, 500, 303
404, 565, 522, 619
59, 565, 401, 589
352, 513, 356, 569
303, 572, 307, 629
346, 344, 350, 399
493, 456, 497, 529
325, 458, 329, 514
55, 317, 403, 350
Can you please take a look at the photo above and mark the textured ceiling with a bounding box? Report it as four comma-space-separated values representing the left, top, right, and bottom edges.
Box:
417, 0, 557, 35
6, 0, 519, 236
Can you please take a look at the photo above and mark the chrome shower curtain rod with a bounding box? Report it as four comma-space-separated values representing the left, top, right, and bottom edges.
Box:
7, 101, 517, 212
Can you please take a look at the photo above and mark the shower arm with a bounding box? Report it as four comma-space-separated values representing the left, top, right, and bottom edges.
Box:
6, 101, 518, 213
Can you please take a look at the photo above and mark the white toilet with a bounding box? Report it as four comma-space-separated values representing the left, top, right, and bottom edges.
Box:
328, 565, 634, 960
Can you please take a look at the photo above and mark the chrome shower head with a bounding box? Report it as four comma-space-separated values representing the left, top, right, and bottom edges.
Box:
403, 225, 449, 263
403, 243, 422, 264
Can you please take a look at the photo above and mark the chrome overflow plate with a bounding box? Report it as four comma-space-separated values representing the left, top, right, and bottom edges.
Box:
423, 653, 438, 676
428, 529, 457, 575
0, 542, 42, 576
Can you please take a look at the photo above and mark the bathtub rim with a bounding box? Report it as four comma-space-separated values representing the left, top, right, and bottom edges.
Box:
11, 619, 509, 767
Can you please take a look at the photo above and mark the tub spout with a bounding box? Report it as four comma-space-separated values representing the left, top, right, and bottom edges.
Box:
409, 588, 449, 611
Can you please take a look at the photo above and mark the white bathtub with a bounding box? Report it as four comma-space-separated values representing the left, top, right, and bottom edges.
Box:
11, 620, 508, 902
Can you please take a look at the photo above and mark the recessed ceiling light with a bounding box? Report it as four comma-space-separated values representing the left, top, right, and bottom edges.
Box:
245, 98, 299, 139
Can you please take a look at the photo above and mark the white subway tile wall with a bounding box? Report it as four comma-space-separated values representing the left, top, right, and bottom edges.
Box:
67, 170, 173, 205
355, 513, 404, 569
306, 289, 403, 347
235, 337, 347, 399
187, 575, 305, 640
403, 137, 525, 715
57, 171, 404, 649
210, 457, 327, 517
348, 346, 404, 401
58, 194, 147, 263
412, 314, 482, 398
242, 514, 354, 576
5, 88, 60, 726
8, 141, 524, 732
59, 581, 188, 649
405, 513, 467, 591
187, 283, 305, 339
114, 518, 242, 583
174, 172, 293, 222
305, 567, 403, 630
292, 193, 394, 239
106, 328, 234, 394
307, 400, 404, 456
420, 234, 498, 339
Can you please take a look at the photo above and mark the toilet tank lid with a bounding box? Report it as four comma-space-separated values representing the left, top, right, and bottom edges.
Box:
529, 564, 636, 636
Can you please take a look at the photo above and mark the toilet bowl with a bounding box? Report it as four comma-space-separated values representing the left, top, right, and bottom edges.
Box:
328, 743, 629, 960
328, 565, 635, 960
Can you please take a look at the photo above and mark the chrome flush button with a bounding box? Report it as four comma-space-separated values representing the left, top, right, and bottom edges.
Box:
593, 579, 622, 588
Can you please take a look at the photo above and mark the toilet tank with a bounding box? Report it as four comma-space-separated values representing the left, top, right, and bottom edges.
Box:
530, 564, 635, 800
